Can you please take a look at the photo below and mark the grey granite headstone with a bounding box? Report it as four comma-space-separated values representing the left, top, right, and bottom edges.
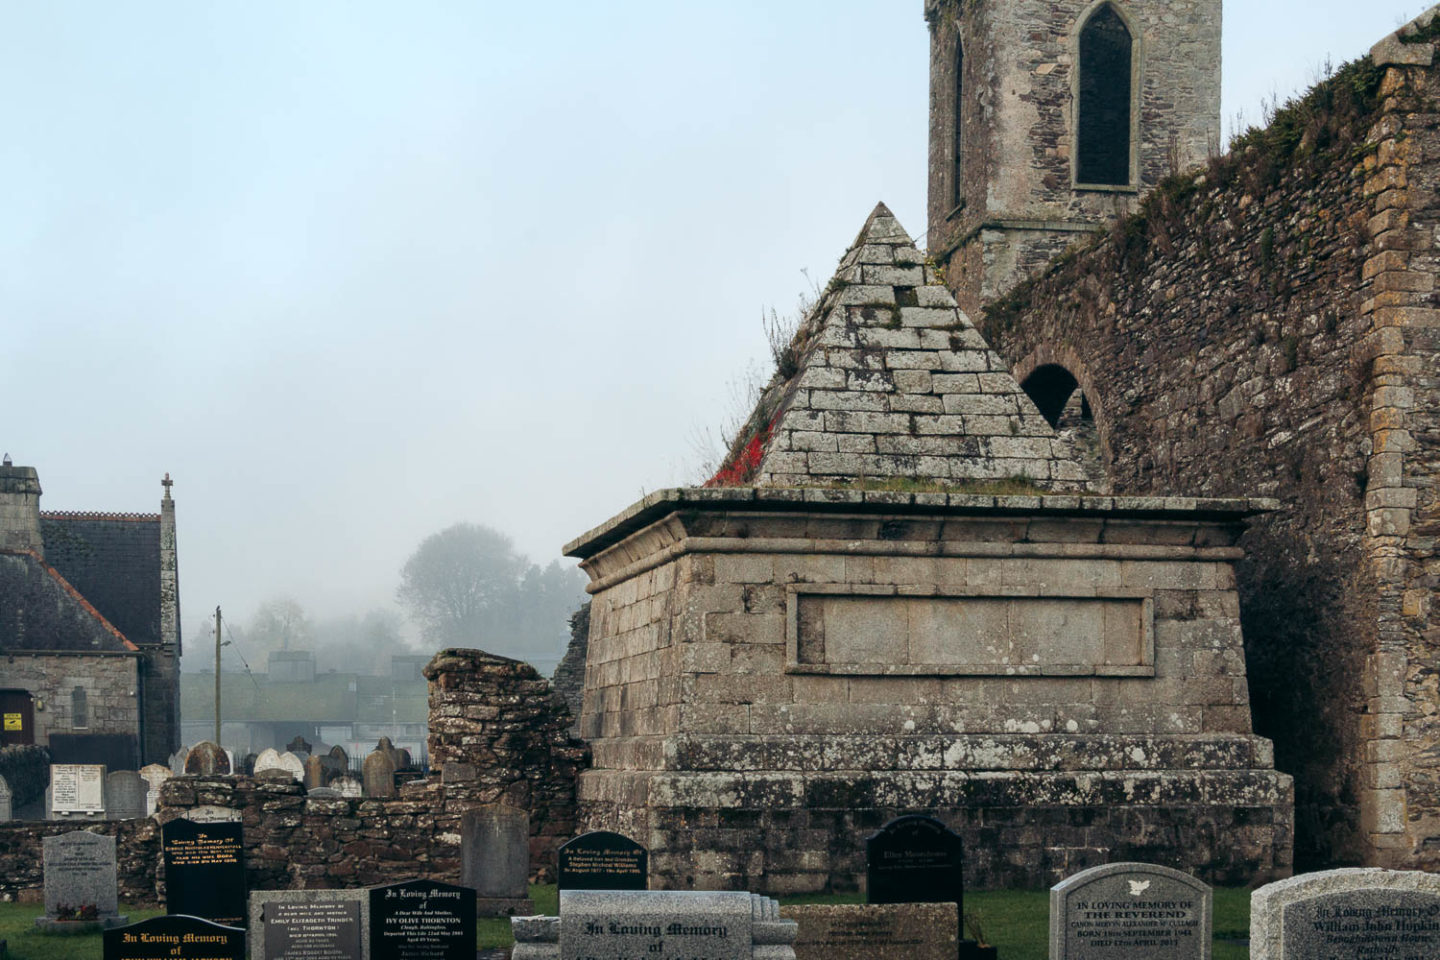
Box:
37, 831, 128, 930
170, 746, 190, 775
532, 890, 796, 960
1050, 862, 1212, 959
461, 804, 534, 916
1250, 868, 1440, 960
0, 774, 11, 821
105, 771, 148, 820
249, 889, 368, 960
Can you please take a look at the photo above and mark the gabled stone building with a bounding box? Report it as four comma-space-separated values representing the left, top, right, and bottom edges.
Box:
0, 460, 181, 768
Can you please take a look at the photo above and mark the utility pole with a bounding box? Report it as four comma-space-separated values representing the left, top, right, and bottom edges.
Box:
214, 606, 222, 746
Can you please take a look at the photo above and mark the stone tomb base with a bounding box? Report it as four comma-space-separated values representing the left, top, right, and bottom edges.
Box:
567, 489, 1296, 893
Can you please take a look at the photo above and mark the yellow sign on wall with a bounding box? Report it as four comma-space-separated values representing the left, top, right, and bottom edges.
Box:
3, 713, 21, 731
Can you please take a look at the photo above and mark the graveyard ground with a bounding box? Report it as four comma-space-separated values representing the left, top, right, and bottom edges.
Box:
0, 885, 1253, 959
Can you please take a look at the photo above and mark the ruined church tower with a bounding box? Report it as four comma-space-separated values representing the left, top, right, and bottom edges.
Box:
924, 0, 1222, 315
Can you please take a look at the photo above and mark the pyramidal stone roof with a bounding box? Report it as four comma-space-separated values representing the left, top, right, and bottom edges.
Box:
709, 203, 1089, 491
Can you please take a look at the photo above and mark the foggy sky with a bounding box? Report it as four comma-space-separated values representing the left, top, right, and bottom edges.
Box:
3, 1, 1423, 645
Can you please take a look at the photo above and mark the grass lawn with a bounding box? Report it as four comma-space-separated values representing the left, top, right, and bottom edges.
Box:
1, 885, 1252, 958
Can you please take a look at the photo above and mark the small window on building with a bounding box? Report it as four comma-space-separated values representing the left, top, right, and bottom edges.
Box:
953, 40, 965, 208
1076, 4, 1133, 186
72, 686, 88, 728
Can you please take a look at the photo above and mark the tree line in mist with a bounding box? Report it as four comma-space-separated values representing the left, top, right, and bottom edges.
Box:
184, 522, 588, 676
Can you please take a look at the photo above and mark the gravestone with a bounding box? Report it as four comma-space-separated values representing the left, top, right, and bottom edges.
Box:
103, 914, 245, 960
275, 751, 305, 783
169, 746, 190, 775
370, 878, 477, 960
328, 744, 349, 770
249, 889, 365, 960
254, 748, 284, 775
137, 765, 170, 816
303, 754, 327, 790
1050, 862, 1212, 960
866, 815, 964, 906
184, 741, 231, 776
0, 775, 11, 821
866, 815, 966, 952
37, 831, 127, 930
335, 777, 363, 799
239, 752, 258, 775
557, 831, 648, 892
781, 902, 958, 960
461, 804, 534, 915
162, 817, 247, 926
307, 787, 342, 798
1250, 867, 1440, 960
543, 890, 797, 960
187, 804, 243, 822
49, 763, 106, 817
105, 771, 148, 820
363, 748, 396, 799
285, 736, 312, 757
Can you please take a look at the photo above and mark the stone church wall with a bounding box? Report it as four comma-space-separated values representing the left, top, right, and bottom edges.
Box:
971, 30, 1440, 870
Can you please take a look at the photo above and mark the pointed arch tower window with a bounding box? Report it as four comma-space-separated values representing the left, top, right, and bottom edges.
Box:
1076, 4, 1134, 186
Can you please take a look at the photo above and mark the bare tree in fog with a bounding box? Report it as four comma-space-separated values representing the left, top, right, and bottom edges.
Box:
397, 522, 587, 662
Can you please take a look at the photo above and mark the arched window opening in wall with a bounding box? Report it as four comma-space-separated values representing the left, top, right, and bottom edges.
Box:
1021, 364, 1105, 484
952, 40, 965, 209
1076, 4, 1134, 186
72, 686, 88, 729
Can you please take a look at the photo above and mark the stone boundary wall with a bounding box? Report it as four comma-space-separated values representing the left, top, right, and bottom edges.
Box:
424, 649, 589, 877
0, 648, 590, 901
0, 820, 158, 903
970, 24, 1440, 870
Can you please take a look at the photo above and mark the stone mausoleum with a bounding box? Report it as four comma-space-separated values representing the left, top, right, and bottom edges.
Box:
566, 207, 1292, 892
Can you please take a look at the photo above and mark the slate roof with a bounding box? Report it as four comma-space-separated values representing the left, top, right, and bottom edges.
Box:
0, 549, 139, 653
708, 203, 1088, 490
39, 512, 162, 647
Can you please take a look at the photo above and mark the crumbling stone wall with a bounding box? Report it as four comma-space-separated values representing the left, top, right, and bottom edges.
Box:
551, 603, 591, 736
0, 648, 592, 901
424, 649, 589, 878
0, 820, 159, 903
971, 21, 1440, 870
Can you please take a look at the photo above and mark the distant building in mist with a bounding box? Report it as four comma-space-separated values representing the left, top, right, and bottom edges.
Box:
180, 650, 429, 766
0, 460, 182, 769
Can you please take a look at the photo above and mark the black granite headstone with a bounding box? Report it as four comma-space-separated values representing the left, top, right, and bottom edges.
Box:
161, 818, 247, 926
263, 897, 361, 960
103, 915, 245, 960
557, 830, 649, 892
866, 815, 968, 954
369, 879, 476, 960
866, 815, 964, 907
